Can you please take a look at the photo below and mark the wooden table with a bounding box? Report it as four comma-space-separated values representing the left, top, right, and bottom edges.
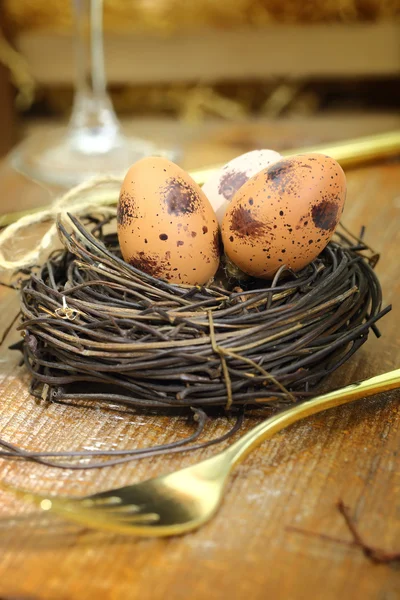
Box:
0, 115, 399, 600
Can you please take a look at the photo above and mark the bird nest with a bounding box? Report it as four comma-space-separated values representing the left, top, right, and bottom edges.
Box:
16, 212, 388, 415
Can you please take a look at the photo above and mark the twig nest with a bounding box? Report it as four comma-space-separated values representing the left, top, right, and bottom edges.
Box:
16, 212, 388, 411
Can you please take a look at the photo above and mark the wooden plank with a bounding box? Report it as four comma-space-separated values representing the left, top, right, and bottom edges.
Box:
16, 23, 400, 85
0, 117, 399, 599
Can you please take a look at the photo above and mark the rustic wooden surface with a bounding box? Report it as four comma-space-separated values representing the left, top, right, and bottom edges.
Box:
0, 115, 399, 600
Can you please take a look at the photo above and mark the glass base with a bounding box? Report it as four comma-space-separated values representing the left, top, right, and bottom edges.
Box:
10, 128, 180, 188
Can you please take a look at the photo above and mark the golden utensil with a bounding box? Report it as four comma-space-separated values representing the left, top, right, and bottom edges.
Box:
2, 369, 399, 537
191, 129, 400, 186
1, 130, 399, 228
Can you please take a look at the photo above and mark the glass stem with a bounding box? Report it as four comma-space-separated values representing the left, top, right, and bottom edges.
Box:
68, 0, 122, 154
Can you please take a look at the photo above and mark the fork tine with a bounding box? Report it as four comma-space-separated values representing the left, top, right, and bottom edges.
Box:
52, 496, 151, 518
79, 497, 143, 513
108, 512, 160, 524
62, 503, 160, 523
1, 481, 159, 529
81, 503, 144, 515
0, 480, 53, 510
80, 496, 123, 507
55, 501, 161, 527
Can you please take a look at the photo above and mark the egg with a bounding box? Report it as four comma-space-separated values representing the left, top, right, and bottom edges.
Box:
221, 153, 346, 279
117, 157, 220, 285
202, 149, 282, 224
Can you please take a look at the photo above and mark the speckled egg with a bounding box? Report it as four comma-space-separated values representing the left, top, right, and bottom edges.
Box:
117, 157, 220, 285
221, 153, 346, 279
202, 149, 282, 224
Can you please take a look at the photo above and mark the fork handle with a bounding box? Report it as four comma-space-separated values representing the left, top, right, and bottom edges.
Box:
224, 369, 400, 467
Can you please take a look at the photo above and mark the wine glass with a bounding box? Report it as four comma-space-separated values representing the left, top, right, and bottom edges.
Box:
10, 0, 178, 187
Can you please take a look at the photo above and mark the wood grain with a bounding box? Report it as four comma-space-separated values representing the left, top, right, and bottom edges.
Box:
0, 117, 399, 600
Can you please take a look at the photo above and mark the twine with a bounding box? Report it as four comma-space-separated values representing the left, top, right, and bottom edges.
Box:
0, 175, 122, 273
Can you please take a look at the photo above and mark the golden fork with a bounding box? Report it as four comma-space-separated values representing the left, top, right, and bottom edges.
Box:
3, 369, 399, 537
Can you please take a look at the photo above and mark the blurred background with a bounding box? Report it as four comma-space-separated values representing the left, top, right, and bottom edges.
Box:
0, 0, 399, 169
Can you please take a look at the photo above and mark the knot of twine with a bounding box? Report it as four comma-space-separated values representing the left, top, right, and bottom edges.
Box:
0, 175, 123, 273
54, 296, 80, 321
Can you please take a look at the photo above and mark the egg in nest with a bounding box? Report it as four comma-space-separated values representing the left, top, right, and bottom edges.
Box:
202, 149, 282, 224
221, 153, 346, 279
117, 157, 220, 285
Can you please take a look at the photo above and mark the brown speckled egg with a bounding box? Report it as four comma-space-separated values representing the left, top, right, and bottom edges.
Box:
221, 153, 346, 279
117, 157, 220, 285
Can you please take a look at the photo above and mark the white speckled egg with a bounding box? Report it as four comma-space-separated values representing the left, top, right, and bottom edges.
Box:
202, 149, 282, 224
